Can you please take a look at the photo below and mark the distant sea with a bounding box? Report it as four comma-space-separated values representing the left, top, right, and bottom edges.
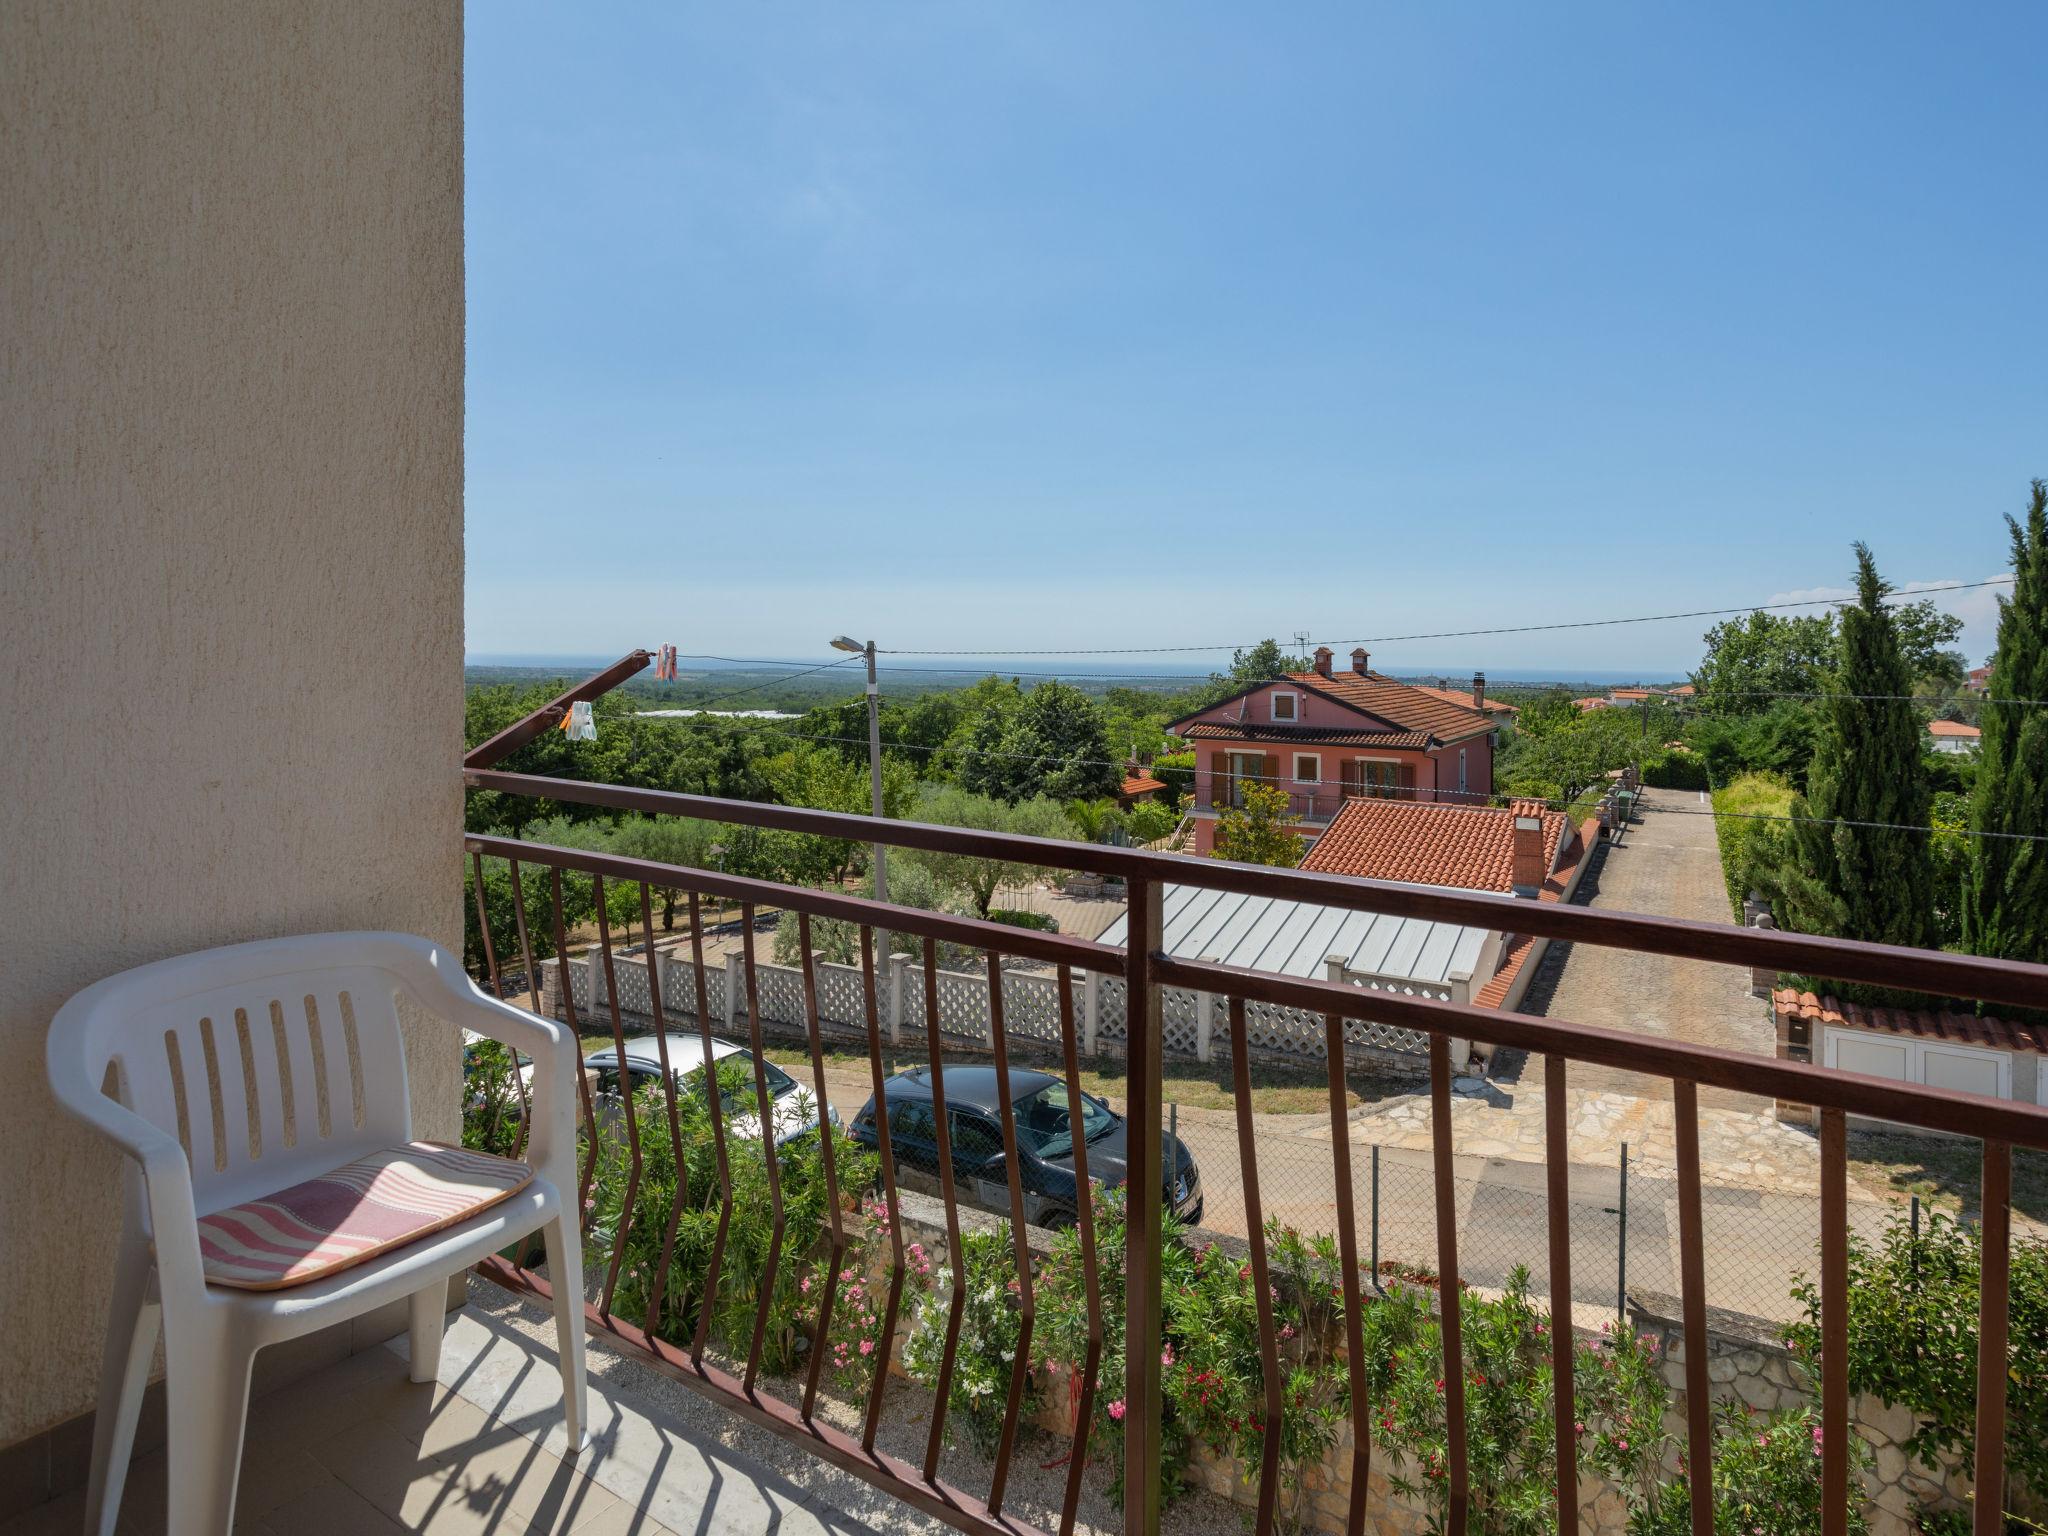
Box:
467, 653, 1691, 689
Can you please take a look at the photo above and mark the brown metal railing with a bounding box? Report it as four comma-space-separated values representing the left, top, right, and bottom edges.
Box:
459, 657, 2048, 1536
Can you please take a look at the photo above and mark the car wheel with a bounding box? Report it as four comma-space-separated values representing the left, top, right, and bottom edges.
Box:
1039, 1207, 1076, 1232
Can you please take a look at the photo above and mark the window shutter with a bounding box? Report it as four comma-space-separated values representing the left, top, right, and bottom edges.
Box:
1398, 763, 1417, 800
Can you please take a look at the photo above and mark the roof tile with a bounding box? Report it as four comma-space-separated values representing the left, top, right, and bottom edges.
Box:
1300, 797, 1570, 893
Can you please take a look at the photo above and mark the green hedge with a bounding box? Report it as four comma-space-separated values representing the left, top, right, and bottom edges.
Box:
1640, 747, 1710, 790
1711, 772, 1797, 920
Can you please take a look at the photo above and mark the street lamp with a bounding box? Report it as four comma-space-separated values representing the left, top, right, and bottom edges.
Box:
830, 636, 889, 960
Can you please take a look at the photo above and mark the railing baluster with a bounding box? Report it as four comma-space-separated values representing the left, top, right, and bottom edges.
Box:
468, 851, 511, 1155
799, 914, 848, 1423
1231, 998, 1284, 1536
1820, 1108, 1848, 1536
983, 953, 1035, 1516
550, 867, 599, 1214
1673, 1080, 1714, 1536
638, 882, 689, 1349
595, 877, 643, 1318
1323, 1012, 1371, 1536
860, 926, 908, 1453
922, 935, 967, 1481
506, 859, 538, 1162
1974, 1139, 2012, 1536
470, 849, 504, 998
740, 904, 785, 1395
1057, 964, 1102, 1536
1124, 876, 1165, 1536
1429, 1035, 1469, 1536
689, 890, 734, 1365
1546, 1054, 1578, 1536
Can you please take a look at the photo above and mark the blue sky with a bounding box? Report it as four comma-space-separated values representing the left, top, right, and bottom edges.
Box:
465, 3, 2045, 676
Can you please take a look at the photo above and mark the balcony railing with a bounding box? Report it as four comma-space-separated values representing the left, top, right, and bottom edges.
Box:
458, 652, 2048, 1536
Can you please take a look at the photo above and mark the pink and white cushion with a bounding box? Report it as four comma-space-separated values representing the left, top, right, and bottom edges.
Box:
195, 1141, 535, 1290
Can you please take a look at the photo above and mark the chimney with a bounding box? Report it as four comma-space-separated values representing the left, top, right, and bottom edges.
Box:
1312, 645, 1333, 678
1351, 647, 1370, 677
1510, 800, 1546, 895
1472, 671, 1487, 711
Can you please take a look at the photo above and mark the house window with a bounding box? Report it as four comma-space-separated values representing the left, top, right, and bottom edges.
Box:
1271, 691, 1299, 722
1227, 751, 1264, 808
1343, 760, 1402, 798
1293, 753, 1320, 784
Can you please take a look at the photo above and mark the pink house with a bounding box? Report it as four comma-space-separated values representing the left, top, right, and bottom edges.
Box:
1168, 647, 1501, 856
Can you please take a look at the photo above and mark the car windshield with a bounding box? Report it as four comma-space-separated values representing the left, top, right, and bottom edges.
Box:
1014, 1083, 1116, 1159
685, 1055, 800, 1116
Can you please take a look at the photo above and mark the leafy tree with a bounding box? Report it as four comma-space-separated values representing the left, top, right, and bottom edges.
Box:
1151, 750, 1195, 801
958, 680, 1120, 803
1692, 610, 1840, 714
1126, 799, 1178, 845
1497, 706, 1639, 807
1890, 598, 1968, 695
1963, 481, 2048, 970
1778, 545, 1938, 957
1225, 638, 1311, 684
1685, 701, 1817, 790
899, 786, 1077, 917
609, 815, 724, 930
1212, 782, 1305, 867
1514, 688, 1584, 736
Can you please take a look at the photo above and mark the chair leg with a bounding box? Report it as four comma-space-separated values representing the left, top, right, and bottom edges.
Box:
162, 1325, 253, 1536
541, 1216, 589, 1453
408, 1280, 448, 1384
84, 1245, 159, 1536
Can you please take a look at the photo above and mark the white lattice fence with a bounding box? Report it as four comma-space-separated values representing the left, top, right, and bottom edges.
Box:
1096, 976, 1129, 1041
751, 964, 807, 1027
997, 971, 1062, 1043
816, 961, 868, 1029
932, 967, 992, 1042
1161, 987, 1201, 1054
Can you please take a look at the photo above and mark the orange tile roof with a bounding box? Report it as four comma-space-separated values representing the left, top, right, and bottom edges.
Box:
1120, 773, 1167, 796
1573, 697, 1608, 711
1179, 721, 1433, 751
1300, 796, 1568, 893
1282, 669, 1498, 741
1927, 719, 1981, 738
1405, 683, 1518, 715
1772, 989, 2045, 1055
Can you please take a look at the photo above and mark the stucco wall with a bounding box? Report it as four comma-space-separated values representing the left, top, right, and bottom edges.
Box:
0, 1, 464, 1446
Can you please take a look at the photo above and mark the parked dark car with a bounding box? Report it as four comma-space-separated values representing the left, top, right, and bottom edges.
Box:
848, 1066, 1203, 1229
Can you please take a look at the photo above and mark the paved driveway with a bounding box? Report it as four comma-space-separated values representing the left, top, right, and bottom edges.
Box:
1510, 785, 1775, 1110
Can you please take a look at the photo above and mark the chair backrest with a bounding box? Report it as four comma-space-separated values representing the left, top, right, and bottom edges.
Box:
49, 934, 429, 1216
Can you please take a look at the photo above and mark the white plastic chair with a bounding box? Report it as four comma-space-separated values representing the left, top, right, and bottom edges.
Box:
46, 932, 589, 1536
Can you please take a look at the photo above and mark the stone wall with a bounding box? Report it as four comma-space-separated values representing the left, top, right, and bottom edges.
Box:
1626, 1292, 1979, 1536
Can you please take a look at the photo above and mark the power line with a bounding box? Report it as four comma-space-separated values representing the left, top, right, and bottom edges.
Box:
650, 654, 861, 713
875, 576, 2015, 656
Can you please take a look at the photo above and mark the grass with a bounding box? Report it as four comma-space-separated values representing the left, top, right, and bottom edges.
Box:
1847, 1126, 2048, 1227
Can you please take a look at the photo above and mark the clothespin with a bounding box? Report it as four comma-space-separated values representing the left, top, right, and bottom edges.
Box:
564, 700, 597, 741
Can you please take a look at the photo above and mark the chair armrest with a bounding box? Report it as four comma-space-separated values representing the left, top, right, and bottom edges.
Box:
44, 1078, 211, 1301
392, 940, 582, 1192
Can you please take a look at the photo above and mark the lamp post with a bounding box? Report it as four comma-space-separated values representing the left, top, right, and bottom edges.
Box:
829, 636, 889, 964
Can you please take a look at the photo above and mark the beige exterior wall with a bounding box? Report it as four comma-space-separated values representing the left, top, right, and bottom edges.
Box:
0, 2, 465, 1446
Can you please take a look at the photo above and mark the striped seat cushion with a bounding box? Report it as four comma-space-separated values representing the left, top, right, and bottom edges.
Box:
197, 1142, 535, 1290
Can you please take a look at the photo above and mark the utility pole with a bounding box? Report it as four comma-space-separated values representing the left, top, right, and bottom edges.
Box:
830, 636, 889, 965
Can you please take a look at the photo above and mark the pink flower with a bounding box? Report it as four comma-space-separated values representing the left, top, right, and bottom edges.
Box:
1280, 1324, 1296, 1341
1162, 1344, 1176, 1367
1108, 1399, 1127, 1421
860, 1339, 875, 1356
1617, 1438, 1629, 1453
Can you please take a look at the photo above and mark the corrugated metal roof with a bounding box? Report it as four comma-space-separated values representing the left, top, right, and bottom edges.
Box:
1097, 884, 1491, 986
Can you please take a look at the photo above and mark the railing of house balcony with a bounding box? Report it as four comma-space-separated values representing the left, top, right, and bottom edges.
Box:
459, 652, 2048, 1536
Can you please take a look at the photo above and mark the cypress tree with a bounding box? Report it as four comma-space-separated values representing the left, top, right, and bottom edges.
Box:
1779, 544, 1938, 954
1962, 480, 2048, 966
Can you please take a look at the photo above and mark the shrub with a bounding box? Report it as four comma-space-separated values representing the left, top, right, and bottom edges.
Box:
584, 1064, 887, 1382
1640, 747, 1710, 791
1711, 772, 1797, 921
1787, 1209, 2047, 1510
1127, 799, 1179, 845
988, 907, 1060, 934
1153, 751, 1195, 801
904, 1225, 1037, 1456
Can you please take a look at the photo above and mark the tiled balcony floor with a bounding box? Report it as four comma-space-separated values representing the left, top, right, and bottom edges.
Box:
3, 1281, 957, 1536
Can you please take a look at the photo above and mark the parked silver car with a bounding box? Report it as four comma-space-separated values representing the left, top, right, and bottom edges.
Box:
584, 1033, 838, 1146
